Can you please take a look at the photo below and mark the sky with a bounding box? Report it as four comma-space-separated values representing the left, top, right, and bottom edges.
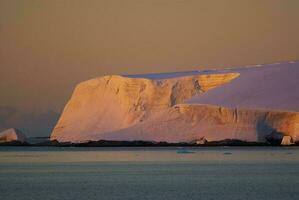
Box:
0, 0, 299, 114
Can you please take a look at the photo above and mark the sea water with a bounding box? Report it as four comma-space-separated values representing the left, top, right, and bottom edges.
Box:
0, 147, 299, 200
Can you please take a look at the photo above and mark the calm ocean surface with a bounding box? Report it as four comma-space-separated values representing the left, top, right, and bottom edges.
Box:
1, 146, 299, 200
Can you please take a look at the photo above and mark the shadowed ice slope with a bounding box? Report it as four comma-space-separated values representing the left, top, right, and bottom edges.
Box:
51, 61, 299, 143
187, 61, 299, 112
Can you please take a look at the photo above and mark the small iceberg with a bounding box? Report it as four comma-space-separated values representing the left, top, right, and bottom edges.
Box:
176, 149, 195, 154
0, 128, 27, 143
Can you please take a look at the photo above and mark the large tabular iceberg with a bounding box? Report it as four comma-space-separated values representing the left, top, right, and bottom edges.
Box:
50, 61, 299, 143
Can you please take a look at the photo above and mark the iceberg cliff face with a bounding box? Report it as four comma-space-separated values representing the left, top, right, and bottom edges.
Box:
51, 73, 239, 142
50, 62, 299, 143
99, 104, 299, 143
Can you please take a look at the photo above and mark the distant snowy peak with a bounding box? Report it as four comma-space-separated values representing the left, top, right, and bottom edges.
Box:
0, 106, 60, 137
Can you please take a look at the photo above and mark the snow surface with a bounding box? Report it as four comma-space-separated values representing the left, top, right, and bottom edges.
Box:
186, 61, 299, 112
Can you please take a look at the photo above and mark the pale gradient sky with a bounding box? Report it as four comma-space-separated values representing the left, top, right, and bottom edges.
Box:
0, 0, 299, 113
